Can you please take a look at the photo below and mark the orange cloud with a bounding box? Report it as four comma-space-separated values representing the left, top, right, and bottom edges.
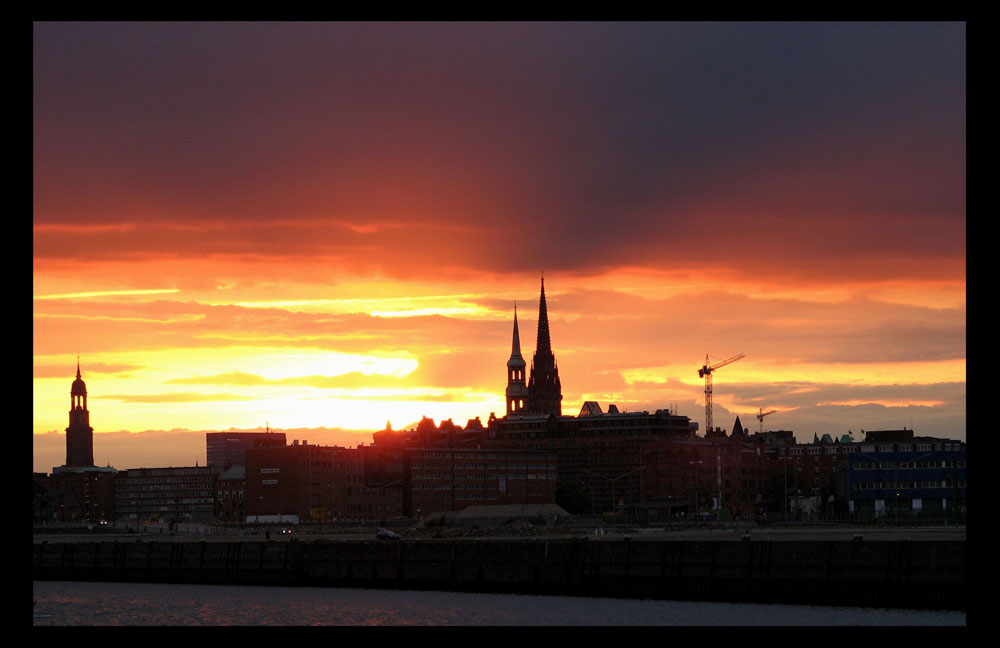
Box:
100, 392, 259, 403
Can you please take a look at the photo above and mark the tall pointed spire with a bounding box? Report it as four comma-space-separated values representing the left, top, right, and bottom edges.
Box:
511, 301, 523, 358
506, 301, 528, 415
71, 356, 87, 399
526, 274, 562, 417
536, 275, 552, 354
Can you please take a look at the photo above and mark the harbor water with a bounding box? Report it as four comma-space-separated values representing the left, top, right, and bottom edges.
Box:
32, 580, 965, 626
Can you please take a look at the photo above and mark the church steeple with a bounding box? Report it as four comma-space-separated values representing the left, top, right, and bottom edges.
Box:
526, 275, 562, 417
71, 354, 87, 411
66, 358, 95, 467
511, 302, 523, 358
536, 276, 552, 355
505, 303, 528, 415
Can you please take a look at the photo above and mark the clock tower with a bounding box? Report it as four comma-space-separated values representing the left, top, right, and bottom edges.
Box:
65, 358, 95, 467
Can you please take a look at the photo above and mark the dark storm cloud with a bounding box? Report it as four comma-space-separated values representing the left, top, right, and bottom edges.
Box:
34, 22, 964, 276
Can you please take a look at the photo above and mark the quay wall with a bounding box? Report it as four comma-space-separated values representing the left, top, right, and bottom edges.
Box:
32, 539, 965, 610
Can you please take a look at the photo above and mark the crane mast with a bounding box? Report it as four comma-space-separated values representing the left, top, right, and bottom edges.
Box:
756, 408, 777, 434
698, 353, 744, 434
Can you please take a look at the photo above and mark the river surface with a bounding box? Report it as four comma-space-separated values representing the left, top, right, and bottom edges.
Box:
32, 580, 965, 626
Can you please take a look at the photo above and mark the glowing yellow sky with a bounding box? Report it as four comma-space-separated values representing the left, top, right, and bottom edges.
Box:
33, 267, 965, 446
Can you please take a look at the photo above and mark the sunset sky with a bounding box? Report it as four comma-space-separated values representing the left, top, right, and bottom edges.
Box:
33, 22, 965, 472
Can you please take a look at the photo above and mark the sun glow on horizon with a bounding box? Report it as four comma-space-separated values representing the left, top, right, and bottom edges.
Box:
31, 346, 427, 436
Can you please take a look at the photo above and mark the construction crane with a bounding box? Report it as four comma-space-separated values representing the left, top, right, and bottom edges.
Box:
698, 353, 745, 434
756, 408, 777, 434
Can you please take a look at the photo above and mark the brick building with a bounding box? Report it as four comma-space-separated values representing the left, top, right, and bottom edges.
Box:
245, 441, 343, 523
485, 402, 694, 516
215, 464, 246, 523
206, 429, 287, 470
639, 416, 767, 521
344, 445, 405, 519
408, 447, 557, 517
114, 466, 217, 523
34, 472, 85, 523
244, 434, 554, 521
43, 467, 118, 523
765, 432, 859, 519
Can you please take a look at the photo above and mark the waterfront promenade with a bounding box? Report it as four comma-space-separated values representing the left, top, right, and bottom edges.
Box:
33, 520, 967, 544
33, 531, 966, 611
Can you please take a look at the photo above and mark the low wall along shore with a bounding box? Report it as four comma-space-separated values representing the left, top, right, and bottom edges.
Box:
33, 538, 965, 611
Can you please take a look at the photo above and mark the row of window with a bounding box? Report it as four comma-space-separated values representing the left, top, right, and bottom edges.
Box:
854, 480, 966, 490
115, 483, 212, 492
412, 471, 554, 479
779, 443, 963, 457
412, 482, 548, 491
411, 463, 556, 470
861, 444, 961, 453
783, 446, 854, 456
414, 473, 552, 482
344, 503, 398, 514
116, 489, 213, 497
125, 504, 214, 513
411, 451, 546, 459
118, 497, 214, 505
853, 460, 966, 470
122, 475, 211, 482
413, 484, 472, 491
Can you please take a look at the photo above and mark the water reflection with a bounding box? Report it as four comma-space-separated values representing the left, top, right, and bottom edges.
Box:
33, 581, 965, 626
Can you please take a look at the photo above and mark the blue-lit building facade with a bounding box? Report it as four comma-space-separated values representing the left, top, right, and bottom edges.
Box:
841, 429, 966, 520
